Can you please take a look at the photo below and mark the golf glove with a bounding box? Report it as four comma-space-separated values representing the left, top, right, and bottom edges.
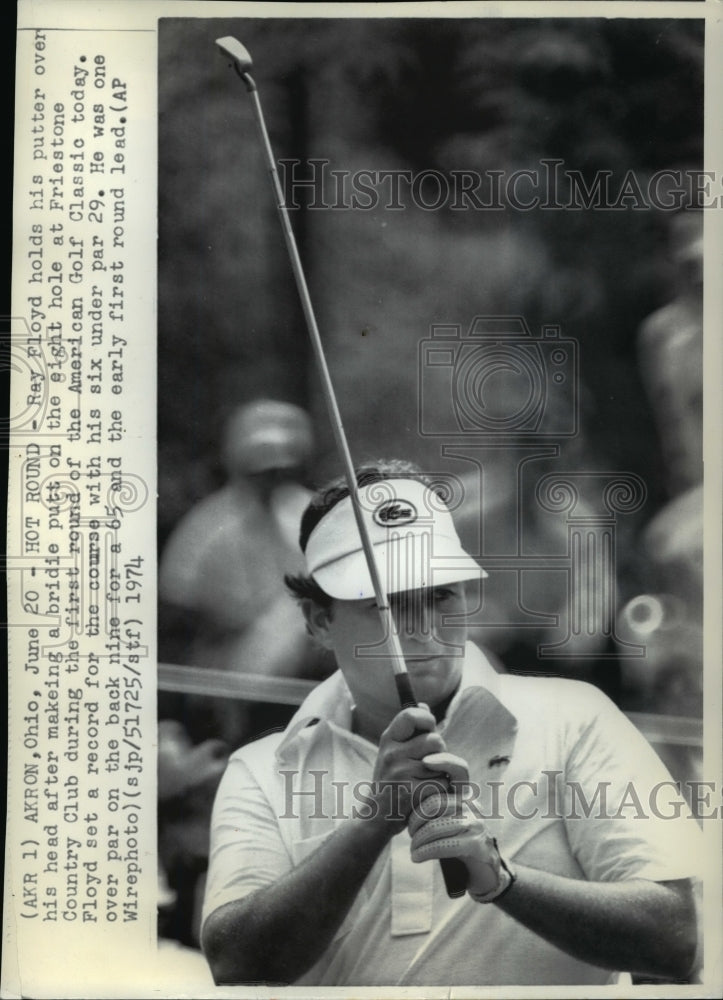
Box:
409, 792, 516, 903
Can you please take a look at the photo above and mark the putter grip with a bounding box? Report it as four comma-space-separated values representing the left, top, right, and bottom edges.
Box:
394, 672, 417, 709
393, 673, 469, 899
441, 858, 468, 898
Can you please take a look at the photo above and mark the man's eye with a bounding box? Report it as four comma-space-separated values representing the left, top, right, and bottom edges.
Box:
433, 588, 454, 602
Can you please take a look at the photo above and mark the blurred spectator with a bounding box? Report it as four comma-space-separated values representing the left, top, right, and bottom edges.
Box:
637, 210, 703, 498
618, 211, 704, 788
615, 483, 703, 795
624, 209, 703, 717
158, 719, 229, 948
159, 399, 330, 746
617, 483, 703, 718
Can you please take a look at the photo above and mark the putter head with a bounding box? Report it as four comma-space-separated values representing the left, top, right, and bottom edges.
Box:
215, 36, 253, 73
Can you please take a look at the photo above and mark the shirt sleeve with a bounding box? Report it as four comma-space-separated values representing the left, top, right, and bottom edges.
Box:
201, 752, 293, 928
560, 684, 702, 884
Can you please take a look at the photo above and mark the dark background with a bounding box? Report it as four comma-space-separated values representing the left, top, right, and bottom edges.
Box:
158, 16, 703, 545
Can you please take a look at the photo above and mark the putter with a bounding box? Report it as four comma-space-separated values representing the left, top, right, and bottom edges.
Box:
216, 36, 468, 897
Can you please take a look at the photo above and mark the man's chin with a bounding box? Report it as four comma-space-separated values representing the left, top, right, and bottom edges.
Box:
406, 660, 459, 707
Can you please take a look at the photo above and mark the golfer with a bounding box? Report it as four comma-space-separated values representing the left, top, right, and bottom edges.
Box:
201, 460, 699, 986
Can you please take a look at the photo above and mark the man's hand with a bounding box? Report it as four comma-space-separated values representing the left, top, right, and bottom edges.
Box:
408, 792, 515, 902
371, 705, 469, 831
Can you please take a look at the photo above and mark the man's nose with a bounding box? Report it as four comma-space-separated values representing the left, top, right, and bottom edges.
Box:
394, 593, 434, 641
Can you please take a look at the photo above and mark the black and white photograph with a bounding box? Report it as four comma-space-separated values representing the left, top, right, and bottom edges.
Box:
5, 3, 721, 997
155, 12, 711, 990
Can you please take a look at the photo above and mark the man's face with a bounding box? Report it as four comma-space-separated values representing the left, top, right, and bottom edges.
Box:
314, 583, 469, 716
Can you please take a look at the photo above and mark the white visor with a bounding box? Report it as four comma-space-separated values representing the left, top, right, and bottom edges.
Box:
304, 478, 487, 600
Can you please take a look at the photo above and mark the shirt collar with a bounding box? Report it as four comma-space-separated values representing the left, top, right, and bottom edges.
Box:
275, 641, 503, 762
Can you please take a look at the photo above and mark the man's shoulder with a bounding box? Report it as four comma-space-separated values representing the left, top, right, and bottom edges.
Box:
498, 672, 617, 724
228, 700, 332, 770
230, 727, 288, 769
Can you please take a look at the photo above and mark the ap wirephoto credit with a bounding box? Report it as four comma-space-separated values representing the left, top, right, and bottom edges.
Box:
5, 3, 721, 999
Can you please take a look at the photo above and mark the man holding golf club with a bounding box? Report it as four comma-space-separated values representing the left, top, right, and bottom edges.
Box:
202, 40, 699, 986
201, 461, 699, 987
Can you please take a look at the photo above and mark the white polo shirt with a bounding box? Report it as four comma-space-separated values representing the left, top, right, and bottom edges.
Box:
202, 644, 700, 986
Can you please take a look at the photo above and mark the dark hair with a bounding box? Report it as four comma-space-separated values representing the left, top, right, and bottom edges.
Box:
284, 459, 432, 607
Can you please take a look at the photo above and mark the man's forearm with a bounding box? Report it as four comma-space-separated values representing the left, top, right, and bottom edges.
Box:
494, 866, 697, 980
202, 816, 393, 985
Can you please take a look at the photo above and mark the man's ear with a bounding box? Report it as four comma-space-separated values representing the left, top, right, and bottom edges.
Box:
300, 599, 334, 650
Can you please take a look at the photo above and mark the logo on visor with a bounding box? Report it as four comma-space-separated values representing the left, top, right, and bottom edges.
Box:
373, 500, 418, 527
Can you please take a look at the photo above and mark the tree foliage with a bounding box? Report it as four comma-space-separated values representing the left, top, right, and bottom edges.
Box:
158, 17, 703, 538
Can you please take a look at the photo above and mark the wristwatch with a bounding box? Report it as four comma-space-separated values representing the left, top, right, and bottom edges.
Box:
468, 841, 517, 904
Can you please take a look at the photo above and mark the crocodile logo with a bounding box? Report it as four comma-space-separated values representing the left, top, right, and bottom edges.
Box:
373, 500, 418, 527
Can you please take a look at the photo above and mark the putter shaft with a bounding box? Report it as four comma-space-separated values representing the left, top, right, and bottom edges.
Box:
233, 48, 413, 688
217, 38, 468, 896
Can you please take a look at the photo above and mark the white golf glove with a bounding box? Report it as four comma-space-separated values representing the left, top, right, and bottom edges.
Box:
408, 790, 516, 903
